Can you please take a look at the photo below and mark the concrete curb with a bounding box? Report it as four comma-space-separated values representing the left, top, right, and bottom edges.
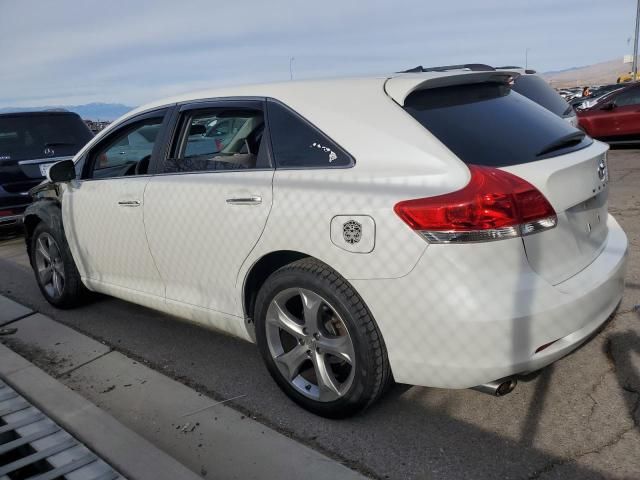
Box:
0, 296, 366, 479
0, 343, 202, 480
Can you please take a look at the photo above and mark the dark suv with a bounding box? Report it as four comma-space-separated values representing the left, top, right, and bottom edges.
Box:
0, 111, 93, 229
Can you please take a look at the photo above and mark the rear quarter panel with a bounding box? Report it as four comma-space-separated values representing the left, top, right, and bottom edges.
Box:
237, 80, 471, 313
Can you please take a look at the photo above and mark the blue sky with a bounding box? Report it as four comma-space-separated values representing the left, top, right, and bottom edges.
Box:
1, 0, 637, 107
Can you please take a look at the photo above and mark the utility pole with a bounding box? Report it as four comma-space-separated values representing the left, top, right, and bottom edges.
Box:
525, 48, 530, 70
634, 0, 640, 80
289, 57, 295, 81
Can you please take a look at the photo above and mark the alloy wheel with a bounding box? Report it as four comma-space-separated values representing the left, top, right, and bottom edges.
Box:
265, 288, 355, 402
34, 232, 65, 299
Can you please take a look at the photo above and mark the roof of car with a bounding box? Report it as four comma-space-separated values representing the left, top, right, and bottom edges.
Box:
123, 69, 521, 124
78, 72, 487, 181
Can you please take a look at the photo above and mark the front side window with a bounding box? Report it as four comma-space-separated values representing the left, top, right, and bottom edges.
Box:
267, 101, 352, 168
165, 108, 268, 173
89, 117, 163, 179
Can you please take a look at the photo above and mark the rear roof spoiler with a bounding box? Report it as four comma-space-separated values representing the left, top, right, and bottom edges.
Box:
398, 64, 496, 73
399, 64, 537, 75
385, 71, 520, 106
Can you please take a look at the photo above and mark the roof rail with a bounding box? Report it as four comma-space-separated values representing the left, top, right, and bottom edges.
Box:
398, 63, 496, 74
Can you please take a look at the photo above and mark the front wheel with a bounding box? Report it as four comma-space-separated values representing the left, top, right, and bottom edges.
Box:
31, 221, 87, 308
254, 258, 392, 418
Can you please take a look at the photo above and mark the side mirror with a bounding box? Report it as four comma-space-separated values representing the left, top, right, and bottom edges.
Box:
46, 159, 76, 183
601, 102, 616, 111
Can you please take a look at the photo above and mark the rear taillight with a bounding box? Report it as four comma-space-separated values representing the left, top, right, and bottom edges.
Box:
0, 209, 15, 218
394, 165, 557, 243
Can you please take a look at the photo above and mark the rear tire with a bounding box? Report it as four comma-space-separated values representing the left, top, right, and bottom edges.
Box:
254, 258, 392, 418
30, 221, 87, 308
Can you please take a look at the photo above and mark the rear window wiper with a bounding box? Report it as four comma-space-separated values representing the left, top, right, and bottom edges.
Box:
44, 141, 77, 147
536, 132, 585, 157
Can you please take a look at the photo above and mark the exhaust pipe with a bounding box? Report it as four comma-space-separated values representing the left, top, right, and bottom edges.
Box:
471, 377, 517, 397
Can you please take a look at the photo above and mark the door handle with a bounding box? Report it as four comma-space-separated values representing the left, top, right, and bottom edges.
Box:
118, 200, 141, 207
225, 196, 262, 205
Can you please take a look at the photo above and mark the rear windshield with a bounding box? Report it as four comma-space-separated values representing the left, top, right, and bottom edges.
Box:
0, 113, 93, 162
512, 75, 573, 117
403, 82, 592, 167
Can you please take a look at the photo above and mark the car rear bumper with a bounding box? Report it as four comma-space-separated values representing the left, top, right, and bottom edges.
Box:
0, 186, 29, 229
0, 213, 24, 227
351, 214, 628, 389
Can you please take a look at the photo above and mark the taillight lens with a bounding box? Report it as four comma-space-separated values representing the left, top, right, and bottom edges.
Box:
394, 165, 557, 243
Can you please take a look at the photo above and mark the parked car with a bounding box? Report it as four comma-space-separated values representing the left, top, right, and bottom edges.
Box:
507, 70, 578, 126
24, 71, 627, 417
573, 84, 624, 110
0, 111, 93, 229
577, 82, 640, 142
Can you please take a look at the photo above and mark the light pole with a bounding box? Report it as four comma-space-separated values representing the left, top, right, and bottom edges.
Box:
289, 57, 295, 81
633, 0, 640, 80
525, 48, 530, 70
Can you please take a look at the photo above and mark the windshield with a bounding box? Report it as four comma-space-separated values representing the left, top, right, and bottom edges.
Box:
512, 75, 573, 117
0, 113, 93, 162
403, 82, 592, 167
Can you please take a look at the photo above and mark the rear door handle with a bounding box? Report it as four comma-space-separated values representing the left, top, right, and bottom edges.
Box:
226, 196, 262, 205
118, 200, 141, 207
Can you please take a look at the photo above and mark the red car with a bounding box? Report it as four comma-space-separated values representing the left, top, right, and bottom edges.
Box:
577, 82, 640, 142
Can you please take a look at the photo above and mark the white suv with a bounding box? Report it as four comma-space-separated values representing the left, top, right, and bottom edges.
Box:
25, 69, 628, 418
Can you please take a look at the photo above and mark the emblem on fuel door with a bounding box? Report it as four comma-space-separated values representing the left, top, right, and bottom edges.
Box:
343, 220, 362, 244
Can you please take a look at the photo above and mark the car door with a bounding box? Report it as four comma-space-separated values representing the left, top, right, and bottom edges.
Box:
62, 108, 172, 300
610, 86, 640, 137
143, 100, 274, 325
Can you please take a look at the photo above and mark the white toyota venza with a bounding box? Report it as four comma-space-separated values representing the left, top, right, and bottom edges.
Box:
26, 68, 627, 417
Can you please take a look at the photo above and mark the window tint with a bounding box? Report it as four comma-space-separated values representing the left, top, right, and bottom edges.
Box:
614, 87, 640, 107
90, 117, 163, 179
165, 109, 268, 173
512, 75, 572, 117
403, 82, 592, 167
267, 101, 352, 168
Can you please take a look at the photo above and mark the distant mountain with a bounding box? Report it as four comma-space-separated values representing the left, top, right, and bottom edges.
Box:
542, 58, 637, 88
0, 102, 134, 121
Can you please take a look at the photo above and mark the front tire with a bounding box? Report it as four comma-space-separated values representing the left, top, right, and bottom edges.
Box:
31, 221, 87, 308
254, 258, 392, 418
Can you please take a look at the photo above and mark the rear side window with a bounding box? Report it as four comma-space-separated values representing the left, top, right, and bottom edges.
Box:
0, 113, 93, 162
614, 87, 640, 106
267, 101, 352, 168
512, 75, 572, 117
403, 82, 592, 167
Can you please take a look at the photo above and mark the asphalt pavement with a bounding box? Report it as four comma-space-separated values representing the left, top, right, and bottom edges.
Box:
0, 148, 639, 480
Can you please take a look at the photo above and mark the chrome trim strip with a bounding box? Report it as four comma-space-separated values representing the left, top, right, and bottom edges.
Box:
418, 215, 557, 244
